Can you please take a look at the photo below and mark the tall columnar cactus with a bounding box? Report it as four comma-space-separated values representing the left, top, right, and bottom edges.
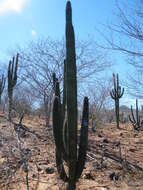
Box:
110, 73, 124, 129
129, 99, 142, 130
52, 2, 89, 190
8, 53, 19, 121
0, 74, 6, 104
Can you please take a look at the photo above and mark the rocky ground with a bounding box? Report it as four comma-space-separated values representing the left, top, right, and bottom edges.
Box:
0, 113, 143, 190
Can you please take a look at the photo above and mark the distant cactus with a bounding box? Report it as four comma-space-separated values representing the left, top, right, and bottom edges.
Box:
129, 99, 143, 130
0, 74, 6, 104
8, 53, 19, 121
52, 2, 89, 190
110, 73, 124, 129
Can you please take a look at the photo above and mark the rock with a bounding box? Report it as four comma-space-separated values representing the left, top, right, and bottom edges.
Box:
98, 134, 102, 138
103, 138, 109, 143
32, 174, 36, 178
109, 172, 119, 181
129, 148, 135, 152
37, 167, 42, 172
84, 172, 94, 180
45, 167, 55, 174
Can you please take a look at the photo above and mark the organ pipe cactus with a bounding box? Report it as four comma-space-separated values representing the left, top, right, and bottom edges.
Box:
52, 2, 89, 190
0, 74, 6, 104
129, 99, 142, 130
110, 73, 124, 129
8, 53, 19, 121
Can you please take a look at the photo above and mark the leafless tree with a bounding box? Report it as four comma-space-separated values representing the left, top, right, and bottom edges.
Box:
88, 79, 112, 131
17, 37, 111, 127
12, 85, 34, 118
97, 0, 143, 97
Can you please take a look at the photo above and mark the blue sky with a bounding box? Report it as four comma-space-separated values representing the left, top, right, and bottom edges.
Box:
0, 0, 125, 70
0, 0, 117, 51
0, 0, 141, 107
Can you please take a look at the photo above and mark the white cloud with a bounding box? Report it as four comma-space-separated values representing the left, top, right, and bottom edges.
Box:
31, 29, 36, 36
0, 0, 27, 15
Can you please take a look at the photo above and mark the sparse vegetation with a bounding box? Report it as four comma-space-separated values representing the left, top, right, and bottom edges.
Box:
0, 1, 143, 190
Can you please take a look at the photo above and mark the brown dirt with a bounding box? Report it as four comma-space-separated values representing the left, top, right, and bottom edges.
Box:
0, 113, 143, 190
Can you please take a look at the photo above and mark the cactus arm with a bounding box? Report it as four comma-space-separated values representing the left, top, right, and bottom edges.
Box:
130, 106, 136, 124
2, 74, 6, 92
63, 59, 67, 115
52, 72, 57, 90
138, 115, 141, 127
13, 53, 19, 83
0, 74, 6, 104
119, 87, 124, 98
52, 96, 68, 181
63, 121, 69, 159
136, 99, 139, 124
113, 73, 116, 91
52, 73, 56, 87
52, 96, 62, 152
55, 81, 61, 99
128, 114, 134, 124
110, 90, 116, 99
117, 74, 119, 90
0, 74, 6, 94
8, 61, 12, 87
76, 97, 89, 180
110, 91, 114, 99
11, 58, 14, 82
56, 150, 68, 182
136, 100, 141, 128
53, 76, 68, 161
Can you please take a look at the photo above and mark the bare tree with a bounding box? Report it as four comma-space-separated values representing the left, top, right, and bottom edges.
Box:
88, 79, 112, 131
12, 85, 34, 118
98, 0, 143, 97
17, 37, 111, 127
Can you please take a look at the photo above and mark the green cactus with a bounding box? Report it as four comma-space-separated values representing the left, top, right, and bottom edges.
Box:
0, 74, 6, 104
129, 99, 142, 130
52, 2, 89, 190
110, 73, 124, 129
8, 53, 19, 121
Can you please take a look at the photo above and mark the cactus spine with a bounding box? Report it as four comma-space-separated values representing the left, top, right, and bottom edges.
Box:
8, 53, 19, 121
110, 73, 124, 129
0, 74, 6, 104
52, 2, 89, 190
129, 99, 142, 130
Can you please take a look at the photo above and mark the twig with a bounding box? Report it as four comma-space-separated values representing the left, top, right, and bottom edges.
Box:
13, 115, 30, 190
